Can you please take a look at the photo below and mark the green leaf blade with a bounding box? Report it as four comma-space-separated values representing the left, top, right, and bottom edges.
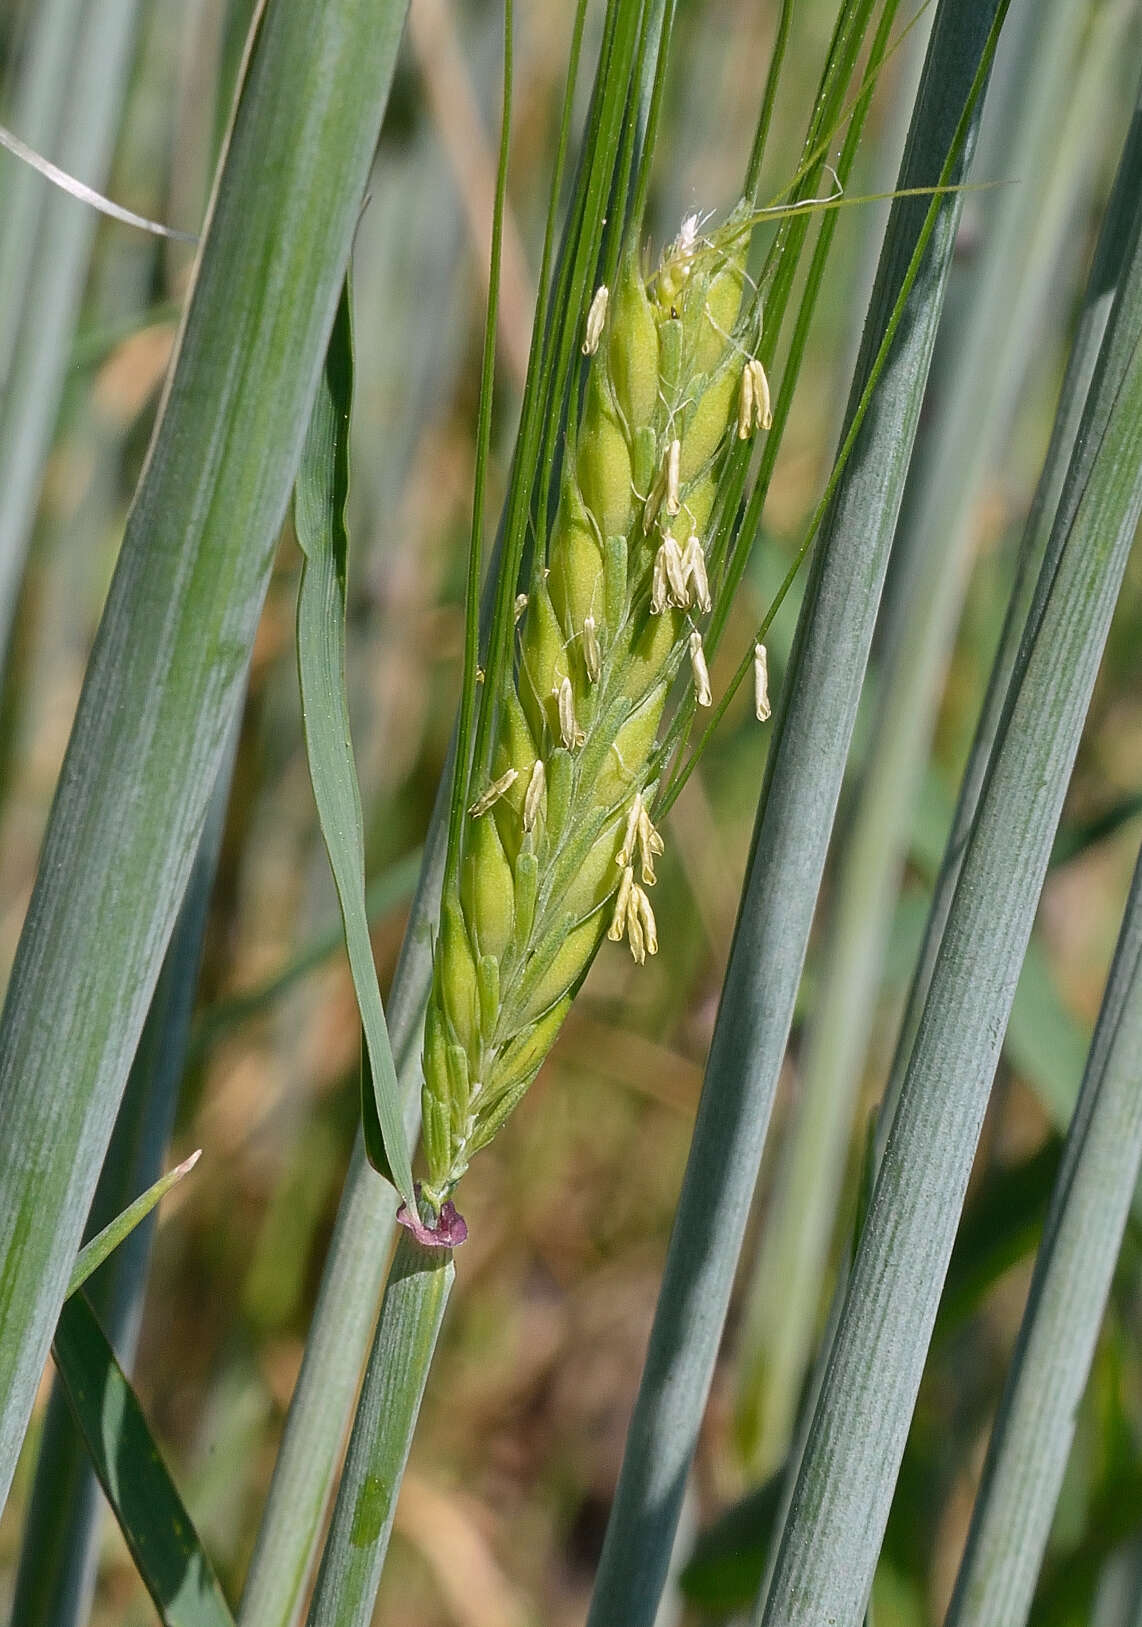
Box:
53, 1293, 235, 1627
586, 5, 1009, 1622
945, 846, 1142, 1626
756, 95, 1142, 1627
0, 0, 412, 1512
304, 1233, 454, 1627
66, 1149, 201, 1301
294, 283, 414, 1208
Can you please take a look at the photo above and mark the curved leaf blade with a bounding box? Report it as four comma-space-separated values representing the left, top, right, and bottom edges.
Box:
65, 1150, 202, 1301
53, 1293, 235, 1627
294, 283, 414, 1208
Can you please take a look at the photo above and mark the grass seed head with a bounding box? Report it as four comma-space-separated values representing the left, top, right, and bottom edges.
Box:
421, 205, 761, 1211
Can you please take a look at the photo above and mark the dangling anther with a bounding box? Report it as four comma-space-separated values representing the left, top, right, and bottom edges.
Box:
556, 676, 585, 750
617, 793, 644, 869
468, 767, 518, 817
651, 536, 688, 613
513, 592, 529, 624
608, 865, 634, 942
680, 534, 711, 614
523, 759, 546, 831
635, 801, 664, 886
738, 357, 772, 438
632, 884, 658, 957
753, 641, 772, 722
583, 614, 601, 683
689, 629, 712, 707
582, 284, 609, 356
664, 438, 682, 516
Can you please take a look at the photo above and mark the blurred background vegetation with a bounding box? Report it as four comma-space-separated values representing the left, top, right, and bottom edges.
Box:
0, 0, 1140, 1622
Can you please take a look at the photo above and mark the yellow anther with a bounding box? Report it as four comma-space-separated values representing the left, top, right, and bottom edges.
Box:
608, 865, 635, 943
681, 534, 711, 614
754, 641, 771, 722
582, 284, 609, 356
557, 675, 585, 750
632, 884, 658, 957
636, 803, 664, 886
468, 767, 518, 818
689, 630, 712, 707
523, 759, 546, 831
665, 438, 682, 516
583, 614, 601, 683
513, 592, 529, 624
738, 357, 772, 438
617, 794, 642, 869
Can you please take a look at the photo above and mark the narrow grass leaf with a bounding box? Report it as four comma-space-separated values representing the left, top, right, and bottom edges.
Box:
237, 888, 442, 1627
65, 1150, 202, 1300
587, 6, 1008, 1622
303, 1233, 453, 1627
945, 844, 1142, 1627
0, 123, 195, 240
755, 106, 1142, 1627
679, 1476, 782, 1615
0, 0, 146, 677
190, 848, 422, 1060
733, 0, 1098, 1478
295, 281, 414, 1208
1053, 793, 1142, 867
0, 0, 413, 1511
881, 65, 1142, 1129
52, 1292, 235, 1627
933, 1138, 1061, 1341
12, 748, 238, 1627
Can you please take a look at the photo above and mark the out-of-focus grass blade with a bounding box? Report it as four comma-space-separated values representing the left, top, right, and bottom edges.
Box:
52, 1292, 235, 1627
1007, 935, 1092, 1127
732, 0, 1104, 1479
189, 848, 422, 1060
0, 0, 413, 1513
0, 0, 146, 678
586, 6, 1008, 1624
678, 1476, 781, 1615
756, 95, 1142, 1627
0, 121, 195, 239
302, 1234, 454, 1627
1053, 794, 1142, 867
1091, 1543, 1142, 1627
933, 1139, 1061, 1340
945, 845, 1142, 1627
0, 0, 83, 382
881, 66, 1142, 1126
65, 1150, 201, 1299
294, 281, 414, 1208
1042, 1486, 1142, 1627
12, 749, 237, 1627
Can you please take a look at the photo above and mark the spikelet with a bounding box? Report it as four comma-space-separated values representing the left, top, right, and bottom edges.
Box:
419, 206, 764, 1215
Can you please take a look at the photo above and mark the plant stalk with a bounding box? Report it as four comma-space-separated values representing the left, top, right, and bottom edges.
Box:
303, 1232, 454, 1627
